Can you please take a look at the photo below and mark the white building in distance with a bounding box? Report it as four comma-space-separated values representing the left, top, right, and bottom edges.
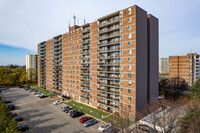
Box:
159, 58, 169, 74
26, 54, 37, 71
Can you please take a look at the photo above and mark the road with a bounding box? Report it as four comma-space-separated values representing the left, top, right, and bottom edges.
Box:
3, 87, 103, 133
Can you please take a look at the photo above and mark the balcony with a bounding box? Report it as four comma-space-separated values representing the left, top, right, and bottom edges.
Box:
81, 73, 90, 76
81, 67, 90, 70
81, 46, 90, 50
98, 40, 120, 47
98, 62, 120, 66
54, 46, 62, 51
82, 28, 90, 33
99, 25, 119, 34
98, 55, 120, 59
82, 40, 90, 44
98, 17, 119, 28
81, 95, 90, 99
53, 42, 62, 46
81, 84, 90, 88
54, 37, 62, 43
81, 57, 90, 60
81, 89, 90, 93
97, 68, 119, 72
82, 34, 90, 39
40, 43, 46, 48
98, 47, 120, 53
81, 51, 90, 55
98, 33, 119, 41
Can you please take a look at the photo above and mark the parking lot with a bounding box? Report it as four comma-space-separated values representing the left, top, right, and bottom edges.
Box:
3, 87, 103, 133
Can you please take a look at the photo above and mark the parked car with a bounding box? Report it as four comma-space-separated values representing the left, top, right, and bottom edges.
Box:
68, 109, 77, 115
53, 101, 63, 105
12, 113, 18, 117
83, 118, 97, 127
39, 95, 47, 98
3, 100, 12, 104
18, 86, 24, 88
33, 92, 40, 95
0, 87, 8, 90
61, 106, 71, 111
79, 116, 93, 123
17, 125, 29, 131
14, 117, 23, 122
7, 104, 15, 110
98, 123, 112, 132
64, 108, 74, 113
28, 89, 34, 92
36, 94, 42, 97
0, 93, 5, 96
70, 111, 84, 118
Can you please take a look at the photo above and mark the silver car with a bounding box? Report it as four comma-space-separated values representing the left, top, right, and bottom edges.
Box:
83, 118, 97, 127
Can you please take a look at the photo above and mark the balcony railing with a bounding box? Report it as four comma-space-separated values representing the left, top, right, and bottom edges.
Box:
98, 62, 120, 66
98, 40, 120, 47
81, 40, 90, 44
98, 55, 120, 59
82, 28, 90, 33
98, 17, 119, 27
99, 25, 119, 34
98, 48, 120, 53
98, 33, 119, 41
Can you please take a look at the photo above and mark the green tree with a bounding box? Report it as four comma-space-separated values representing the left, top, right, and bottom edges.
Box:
190, 77, 200, 99
26, 68, 37, 83
178, 99, 200, 133
5, 119, 21, 133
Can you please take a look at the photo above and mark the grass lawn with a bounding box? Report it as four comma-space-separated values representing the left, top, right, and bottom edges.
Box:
65, 100, 109, 119
30, 84, 56, 97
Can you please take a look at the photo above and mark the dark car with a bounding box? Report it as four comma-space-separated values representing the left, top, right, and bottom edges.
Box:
64, 108, 74, 113
7, 104, 15, 110
14, 117, 23, 122
70, 111, 84, 118
39, 95, 48, 98
3, 100, 12, 104
18, 86, 24, 88
17, 125, 29, 131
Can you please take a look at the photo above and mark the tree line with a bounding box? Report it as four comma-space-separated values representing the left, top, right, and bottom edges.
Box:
0, 66, 37, 87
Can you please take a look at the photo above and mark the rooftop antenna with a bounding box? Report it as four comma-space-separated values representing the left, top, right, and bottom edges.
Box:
68, 20, 71, 31
73, 13, 76, 26
84, 16, 86, 24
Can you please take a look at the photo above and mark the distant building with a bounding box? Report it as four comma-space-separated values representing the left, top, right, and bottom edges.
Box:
159, 58, 169, 74
169, 53, 200, 86
26, 54, 37, 71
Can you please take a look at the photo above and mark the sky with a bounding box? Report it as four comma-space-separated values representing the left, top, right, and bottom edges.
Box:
0, 0, 200, 65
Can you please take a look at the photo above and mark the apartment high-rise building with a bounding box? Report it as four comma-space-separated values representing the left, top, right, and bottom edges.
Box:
38, 5, 159, 119
169, 53, 200, 86
26, 54, 37, 71
159, 58, 169, 74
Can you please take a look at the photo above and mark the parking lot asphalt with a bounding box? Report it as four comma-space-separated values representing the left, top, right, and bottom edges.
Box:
4, 87, 103, 133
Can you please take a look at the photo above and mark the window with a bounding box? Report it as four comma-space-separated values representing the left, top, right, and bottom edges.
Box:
128, 65, 132, 70
120, 73, 123, 78
120, 11, 123, 18
120, 35, 123, 40
128, 89, 131, 94
120, 88, 123, 92
120, 58, 123, 63
128, 105, 131, 110
120, 103, 123, 107
120, 65, 123, 70
128, 49, 132, 54
128, 8, 131, 15
128, 33, 132, 38
128, 73, 132, 78
128, 25, 132, 30
128, 97, 131, 102
128, 81, 132, 86
128, 57, 131, 62
128, 41, 132, 46
120, 42, 123, 47
120, 28, 123, 32
120, 50, 123, 55
120, 95, 123, 100
120, 80, 123, 85
128, 18, 131, 22
120, 20, 123, 25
